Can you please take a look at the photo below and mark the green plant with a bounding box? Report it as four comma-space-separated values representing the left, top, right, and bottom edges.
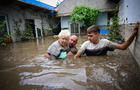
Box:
107, 5, 122, 41
0, 33, 12, 47
0, 20, 6, 32
0, 34, 8, 47
21, 20, 34, 41
0, 20, 12, 47
13, 20, 22, 37
3, 34, 12, 43
21, 27, 34, 41
71, 5, 100, 28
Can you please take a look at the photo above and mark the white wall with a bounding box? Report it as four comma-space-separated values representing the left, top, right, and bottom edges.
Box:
119, 0, 140, 24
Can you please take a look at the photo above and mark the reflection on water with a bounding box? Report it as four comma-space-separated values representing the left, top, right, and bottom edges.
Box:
0, 36, 140, 90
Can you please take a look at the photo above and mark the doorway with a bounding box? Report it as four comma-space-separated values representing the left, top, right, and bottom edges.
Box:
25, 19, 36, 38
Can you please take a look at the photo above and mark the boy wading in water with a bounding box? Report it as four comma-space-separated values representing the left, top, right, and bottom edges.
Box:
75, 22, 139, 58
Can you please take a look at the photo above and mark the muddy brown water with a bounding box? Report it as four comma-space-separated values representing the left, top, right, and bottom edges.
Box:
0, 36, 140, 90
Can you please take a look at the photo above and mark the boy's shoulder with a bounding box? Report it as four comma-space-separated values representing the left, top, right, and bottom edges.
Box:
99, 39, 112, 44
100, 39, 110, 42
83, 40, 91, 44
82, 40, 92, 46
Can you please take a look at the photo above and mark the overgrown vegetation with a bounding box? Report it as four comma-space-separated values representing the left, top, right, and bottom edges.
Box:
107, 5, 124, 41
21, 27, 34, 41
0, 20, 12, 47
71, 5, 100, 28
13, 20, 22, 41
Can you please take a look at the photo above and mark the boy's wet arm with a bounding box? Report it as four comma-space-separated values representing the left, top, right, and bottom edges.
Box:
116, 22, 139, 50
74, 51, 82, 59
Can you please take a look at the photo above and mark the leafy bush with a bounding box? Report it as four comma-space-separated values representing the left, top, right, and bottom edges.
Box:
0, 20, 12, 47
71, 5, 100, 28
21, 28, 34, 41
0, 34, 11, 47
107, 5, 123, 41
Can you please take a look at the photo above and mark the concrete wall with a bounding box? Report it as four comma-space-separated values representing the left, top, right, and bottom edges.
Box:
119, 0, 140, 24
0, 2, 59, 42
118, 0, 140, 66
124, 24, 140, 66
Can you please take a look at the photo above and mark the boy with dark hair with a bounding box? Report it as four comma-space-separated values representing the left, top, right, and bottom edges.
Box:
75, 22, 139, 57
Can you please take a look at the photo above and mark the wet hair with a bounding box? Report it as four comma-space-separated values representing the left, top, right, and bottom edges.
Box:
87, 25, 100, 34
58, 30, 71, 38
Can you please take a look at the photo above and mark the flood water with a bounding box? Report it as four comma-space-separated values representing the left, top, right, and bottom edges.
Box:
0, 36, 140, 90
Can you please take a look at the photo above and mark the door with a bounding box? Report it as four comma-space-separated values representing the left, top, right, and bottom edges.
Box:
35, 19, 43, 38
69, 22, 80, 35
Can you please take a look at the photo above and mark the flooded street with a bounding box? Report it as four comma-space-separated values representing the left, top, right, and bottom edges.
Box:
0, 36, 140, 90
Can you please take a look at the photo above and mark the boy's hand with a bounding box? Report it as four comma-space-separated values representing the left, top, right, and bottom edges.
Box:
134, 22, 139, 33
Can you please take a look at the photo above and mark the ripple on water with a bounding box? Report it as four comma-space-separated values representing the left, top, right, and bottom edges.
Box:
19, 67, 87, 90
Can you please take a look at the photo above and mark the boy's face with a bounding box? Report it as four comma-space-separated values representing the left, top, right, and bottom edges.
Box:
59, 36, 69, 47
87, 32, 100, 44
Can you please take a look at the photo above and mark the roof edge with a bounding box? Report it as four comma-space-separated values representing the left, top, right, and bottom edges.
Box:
56, 8, 115, 17
20, 0, 55, 10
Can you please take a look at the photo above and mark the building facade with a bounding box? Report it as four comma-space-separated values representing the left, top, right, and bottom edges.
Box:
56, 0, 117, 34
0, 0, 59, 42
